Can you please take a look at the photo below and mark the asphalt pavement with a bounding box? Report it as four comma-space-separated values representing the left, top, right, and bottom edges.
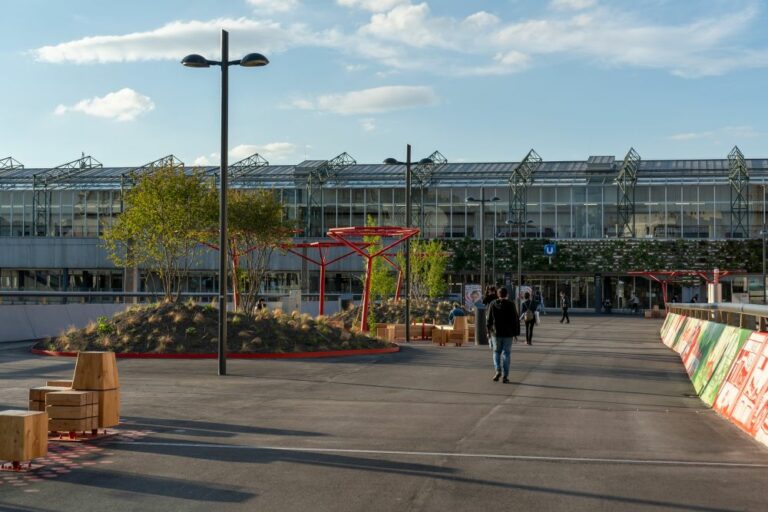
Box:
1, 316, 767, 512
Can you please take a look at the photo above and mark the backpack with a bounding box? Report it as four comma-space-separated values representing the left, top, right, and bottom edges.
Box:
524, 301, 535, 322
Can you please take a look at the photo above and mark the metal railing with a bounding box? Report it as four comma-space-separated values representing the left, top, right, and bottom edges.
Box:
667, 303, 768, 332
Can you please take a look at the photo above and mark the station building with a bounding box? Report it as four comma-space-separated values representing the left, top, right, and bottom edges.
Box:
0, 148, 766, 311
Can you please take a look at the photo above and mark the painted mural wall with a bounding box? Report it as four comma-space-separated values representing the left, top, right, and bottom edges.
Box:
661, 313, 768, 447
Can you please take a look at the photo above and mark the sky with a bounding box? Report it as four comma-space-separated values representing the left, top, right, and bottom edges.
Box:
1, 0, 768, 167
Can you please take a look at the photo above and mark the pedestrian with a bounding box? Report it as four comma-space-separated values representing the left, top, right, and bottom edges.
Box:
559, 290, 570, 324
520, 292, 538, 345
691, 294, 698, 303
256, 298, 267, 311
629, 292, 639, 313
482, 285, 498, 306
486, 287, 519, 383
448, 302, 466, 325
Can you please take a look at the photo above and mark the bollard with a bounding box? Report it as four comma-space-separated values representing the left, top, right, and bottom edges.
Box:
475, 305, 488, 346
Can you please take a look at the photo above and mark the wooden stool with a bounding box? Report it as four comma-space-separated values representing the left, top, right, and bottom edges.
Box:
72, 352, 120, 429
0, 410, 48, 469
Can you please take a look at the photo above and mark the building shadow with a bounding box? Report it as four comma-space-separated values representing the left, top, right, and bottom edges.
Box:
121, 416, 327, 439
108, 439, 738, 512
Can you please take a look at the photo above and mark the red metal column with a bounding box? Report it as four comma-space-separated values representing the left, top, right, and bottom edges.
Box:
360, 256, 374, 331
319, 246, 327, 316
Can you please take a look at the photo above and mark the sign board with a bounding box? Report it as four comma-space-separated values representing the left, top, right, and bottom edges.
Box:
464, 284, 482, 311
544, 243, 556, 257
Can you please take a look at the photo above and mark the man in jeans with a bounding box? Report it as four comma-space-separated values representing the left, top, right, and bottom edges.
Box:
486, 287, 520, 383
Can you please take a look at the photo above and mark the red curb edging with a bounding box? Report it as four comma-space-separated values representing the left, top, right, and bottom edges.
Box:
31, 346, 400, 359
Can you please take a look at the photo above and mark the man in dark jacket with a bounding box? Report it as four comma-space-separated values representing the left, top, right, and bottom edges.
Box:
486, 287, 520, 383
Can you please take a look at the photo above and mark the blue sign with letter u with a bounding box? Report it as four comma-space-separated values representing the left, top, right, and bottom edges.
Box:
544, 243, 556, 256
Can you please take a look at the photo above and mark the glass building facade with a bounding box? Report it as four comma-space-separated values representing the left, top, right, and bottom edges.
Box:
1, 154, 766, 307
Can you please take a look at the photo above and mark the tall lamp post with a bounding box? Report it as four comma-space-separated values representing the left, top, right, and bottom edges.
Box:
763, 222, 767, 305
466, 188, 500, 291
384, 147, 433, 343
506, 218, 533, 308
182, 30, 269, 376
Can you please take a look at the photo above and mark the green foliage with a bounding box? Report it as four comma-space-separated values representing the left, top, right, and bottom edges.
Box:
96, 316, 114, 336
367, 306, 377, 334
102, 166, 215, 301
364, 215, 397, 300
207, 189, 295, 316
442, 238, 763, 274
185, 326, 197, 336
396, 238, 450, 299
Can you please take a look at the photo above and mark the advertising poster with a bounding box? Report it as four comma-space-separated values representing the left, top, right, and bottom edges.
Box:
714, 332, 768, 421
673, 318, 701, 355
660, 313, 679, 345
683, 322, 725, 378
669, 315, 691, 351
664, 314, 688, 348
698, 326, 751, 406
464, 284, 482, 311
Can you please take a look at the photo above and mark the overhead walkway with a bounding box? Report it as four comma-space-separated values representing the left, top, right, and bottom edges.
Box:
0, 317, 766, 511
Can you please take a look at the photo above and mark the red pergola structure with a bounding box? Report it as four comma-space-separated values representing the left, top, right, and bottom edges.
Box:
281, 241, 369, 316
328, 226, 420, 332
382, 253, 403, 301
628, 269, 740, 305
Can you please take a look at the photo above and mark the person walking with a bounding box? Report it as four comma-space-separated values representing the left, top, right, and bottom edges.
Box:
482, 286, 498, 306
486, 287, 519, 383
521, 292, 538, 345
629, 292, 639, 314
559, 290, 570, 324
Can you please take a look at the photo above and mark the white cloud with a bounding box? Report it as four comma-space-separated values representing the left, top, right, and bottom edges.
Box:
668, 131, 713, 141
54, 88, 154, 121
194, 142, 298, 165
668, 125, 762, 141
231, 142, 298, 162
31, 3, 768, 78
246, 0, 299, 13
359, 118, 376, 132
33, 18, 339, 64
293, 85, 437, 115
337, 0, 409, 12
550, 0, 597, 11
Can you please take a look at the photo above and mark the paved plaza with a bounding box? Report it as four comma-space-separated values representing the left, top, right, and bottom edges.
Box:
1, 316, 767, 512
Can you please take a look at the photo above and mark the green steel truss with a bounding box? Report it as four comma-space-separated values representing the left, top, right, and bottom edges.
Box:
509, 149, 542, 227
33, 154, 103, 236
615, 147, 641, 238
728, 145, 749, 238
412, 150, 447, 232
229, 153, 269, 182
301, 152, 356, 236
0, 157, 24, 171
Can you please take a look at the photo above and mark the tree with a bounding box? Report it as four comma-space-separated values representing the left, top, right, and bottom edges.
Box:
396, 238, 449, 300
203, 189, 295, 315
102, 166, 214, 302
364, 215, 397, 301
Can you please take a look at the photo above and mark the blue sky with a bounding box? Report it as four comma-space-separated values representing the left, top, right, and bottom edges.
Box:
2, 0, 768, 167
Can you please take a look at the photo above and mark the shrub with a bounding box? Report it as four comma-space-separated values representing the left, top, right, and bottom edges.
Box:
96, 316, 115, 336
185, 327, 197, 336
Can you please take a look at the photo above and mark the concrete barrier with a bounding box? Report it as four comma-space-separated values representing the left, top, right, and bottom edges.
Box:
661, 312, 768, 447
0, 304, 131, 342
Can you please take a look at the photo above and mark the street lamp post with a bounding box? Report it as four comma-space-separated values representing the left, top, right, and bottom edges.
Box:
182, 30, 269, 376
466, 188, 500, 292
384, 148, 433, 343
506, 218, 533, 308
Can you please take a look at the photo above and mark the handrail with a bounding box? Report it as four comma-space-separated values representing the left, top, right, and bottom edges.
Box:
668, 303, 768, 332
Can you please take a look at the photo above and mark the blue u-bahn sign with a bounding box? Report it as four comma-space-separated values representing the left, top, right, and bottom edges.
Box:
544, 243, 557, 256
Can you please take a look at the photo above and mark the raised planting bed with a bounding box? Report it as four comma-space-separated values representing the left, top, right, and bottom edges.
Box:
33, 301, 397, 357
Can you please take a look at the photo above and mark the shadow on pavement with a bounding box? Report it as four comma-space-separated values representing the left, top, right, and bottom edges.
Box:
52, 467, 254, 503
122, 416, 328, 438
108, 440, 738, 512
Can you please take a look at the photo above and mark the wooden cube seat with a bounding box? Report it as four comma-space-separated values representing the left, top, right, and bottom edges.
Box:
0, 410, 48, 463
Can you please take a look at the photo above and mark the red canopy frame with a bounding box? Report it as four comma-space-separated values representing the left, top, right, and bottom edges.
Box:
382, 253, 403, 301
281, 241, 369, 316
628, 269, 739, 305
328, 226, 420, 332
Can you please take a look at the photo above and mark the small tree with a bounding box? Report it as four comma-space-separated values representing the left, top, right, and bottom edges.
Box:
103, 166, 214, 302
202, 189, 295, 315
396, 238, 449, 300
364, 215, 397, 301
